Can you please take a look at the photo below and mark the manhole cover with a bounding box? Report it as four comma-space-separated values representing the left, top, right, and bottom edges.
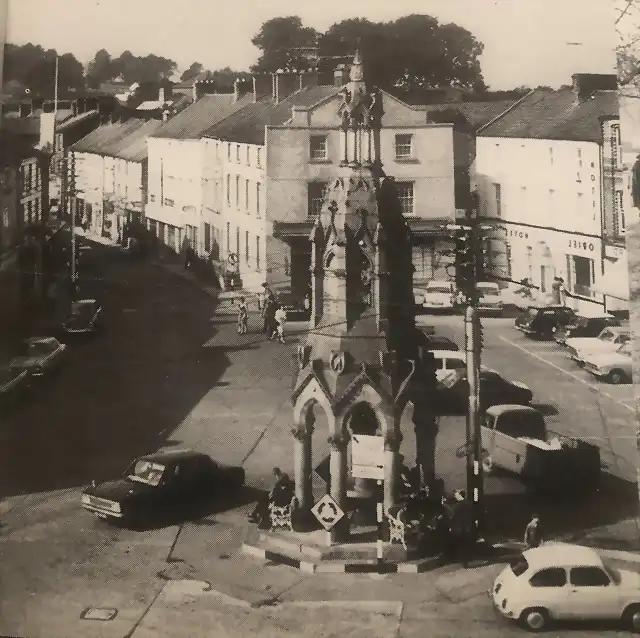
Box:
81, 607, 118, 621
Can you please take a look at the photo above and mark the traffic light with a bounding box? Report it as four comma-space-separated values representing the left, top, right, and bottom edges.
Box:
454, 228, 475, 298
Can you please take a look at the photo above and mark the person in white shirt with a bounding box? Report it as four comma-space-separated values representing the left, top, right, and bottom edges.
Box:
273, 305, 287, 344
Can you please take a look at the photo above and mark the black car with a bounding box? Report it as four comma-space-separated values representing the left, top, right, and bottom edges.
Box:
0, 365, 32, 408
553, 312, 622, 345
275, 291, 311, 322
81, 449, 245, 527
436, 369, 533, 412
60, 299, 102, 335
420, 334, 460, 351
515, 305, 576, 339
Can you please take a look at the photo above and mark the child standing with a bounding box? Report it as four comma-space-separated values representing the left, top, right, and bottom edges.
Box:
273, 305, 287, 344
237, 296, 248, 334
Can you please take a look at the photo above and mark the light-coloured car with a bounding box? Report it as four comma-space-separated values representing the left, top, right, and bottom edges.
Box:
421, 280, 456, 312
476, 282, 503, 314
10, 336, 66, 378
490, 543, 640, 632
430, 350, 468, 386
583, 341, 633, 384
565, 326, 630, 364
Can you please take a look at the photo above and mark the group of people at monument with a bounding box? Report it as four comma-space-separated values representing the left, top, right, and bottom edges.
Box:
234, 284, 287, 343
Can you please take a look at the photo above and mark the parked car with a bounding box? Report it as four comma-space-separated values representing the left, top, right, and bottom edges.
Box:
81, 449, 245, 527
481, 405, 600, 493
275, 291, 310, 321
430, 350, 470, 385
475, 282, 503, 315
420, 335, 460, 352
554, 311, 622, 345
583, 341, 633, 384
491, 543, 640, 632
515, 305, 576, 339
565, 326, 631, 365
0, 365, 31, 408
436, 370, 532, 412
60, 299, 102, 335
9, 336, 66, 378
421, 280, 456, 312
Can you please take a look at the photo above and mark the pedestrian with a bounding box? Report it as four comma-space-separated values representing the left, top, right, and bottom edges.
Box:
445, 489, 475, 568
274, 304, 287, 344
258, 282, 272, 312
557, 277, 567, 306
184, 245, 193, 272
263, 293, 276, 336
236, 296, 248, 334
551, 276, 562, 304
524, 514, 542, 549
248, 467, 294, 528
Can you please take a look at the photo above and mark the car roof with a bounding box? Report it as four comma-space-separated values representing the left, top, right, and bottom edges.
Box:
524, 543, 602, 569
27, 336, 57, 344
527, 304, 570, 311
573, 307, 615, 318
425, 280, 454, 286
73, 299, 97, 305
485, 404, 540, 417
476, 281, 499, 288
139, 449, 207, 464
429, 349, 465, 358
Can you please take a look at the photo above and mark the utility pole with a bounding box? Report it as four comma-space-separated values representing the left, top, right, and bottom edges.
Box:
69, 152, 77, 291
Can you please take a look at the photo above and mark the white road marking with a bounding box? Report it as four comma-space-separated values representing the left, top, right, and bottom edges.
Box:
499, 336, 635, 413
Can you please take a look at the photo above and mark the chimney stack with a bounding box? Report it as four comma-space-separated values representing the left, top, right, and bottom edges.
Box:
299, 70, 319, 90
273, 69, 299, 104
18, 102, 30, 118
253, 74, 273, 102
193, 79, 216, 102
334, 64, 349, 87
158, 87, 165, 104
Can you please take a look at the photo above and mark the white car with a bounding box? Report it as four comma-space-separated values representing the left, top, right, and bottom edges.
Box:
565, 327, 631, 365
490, 543, 640, 632
421, 280, 456, 312
476, 282, 503, 314
583, 341, 633, 384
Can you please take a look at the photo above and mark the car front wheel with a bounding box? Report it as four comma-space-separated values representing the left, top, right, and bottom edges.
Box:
623, 604, 640, 632
607, 369, 628, 385
520, 607, 549, 632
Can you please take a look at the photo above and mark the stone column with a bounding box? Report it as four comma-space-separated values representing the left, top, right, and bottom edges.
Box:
328, 432, 350, 543
292, 423, 313, 510
347, 128, 357, 166
383, 427, 403, 512
363, 129, 372, 166
340, 129, 349, 166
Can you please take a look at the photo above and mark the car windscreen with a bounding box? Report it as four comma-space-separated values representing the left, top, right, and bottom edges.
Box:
495, 411, 546, 439
596, 329, 616, 342
510, 554, 529, 577
128, 460, 166, 486
570, 316, 591, 328
526, 308, 539, 320
426, 286, 451, 294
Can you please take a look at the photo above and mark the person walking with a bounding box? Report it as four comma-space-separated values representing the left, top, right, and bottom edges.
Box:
524, 514, 542, 549
184, 245, 193, 272
274, 304, 287, 344
551, 276, 562, 305
258, 283, 272, 312
236, 296, 248, 334
445, 489, 475, 568
262, 291, 275, 334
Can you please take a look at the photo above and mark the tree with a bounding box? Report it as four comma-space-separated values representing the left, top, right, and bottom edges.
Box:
181, 62, 205, 82
251, 16, 319, 72
86, 49, 113, 89
107, 50, 176, 85
616, 0, 640, 85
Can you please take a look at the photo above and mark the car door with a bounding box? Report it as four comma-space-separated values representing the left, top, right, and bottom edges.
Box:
493, 413, 526, 473
565, 566, 619, 619
481, 414, 497, 462
526, 567, 570, 618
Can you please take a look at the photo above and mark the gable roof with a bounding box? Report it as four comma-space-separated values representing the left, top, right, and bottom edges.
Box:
202, 85, 339, 145
478, 87, 619, 142
56, 110, 100, 132
425, 100, 516, 131
150, 93, 252, 140
70, 119, 144, 155
107, 119, 163, 161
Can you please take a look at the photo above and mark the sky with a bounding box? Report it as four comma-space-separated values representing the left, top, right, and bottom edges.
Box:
4, 0, 617, 90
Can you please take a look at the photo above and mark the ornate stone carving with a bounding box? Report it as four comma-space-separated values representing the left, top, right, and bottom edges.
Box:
329, 350, 346, 374
297, 344, 312, 369
327, 432, 350, 451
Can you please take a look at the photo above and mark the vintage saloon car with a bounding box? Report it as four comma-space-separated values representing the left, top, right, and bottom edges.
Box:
491, 544, 640, 632
553, 311, 622, 345
9, 336, 66, 378
475, 282, 503, 315
481, 405, 600, 494
60, 299, 102, 335
515, 305, 576, 340
0, 365, 31, 406
565, 326, 630, 365
81, 449, 245, 526
583, 341, 633, 385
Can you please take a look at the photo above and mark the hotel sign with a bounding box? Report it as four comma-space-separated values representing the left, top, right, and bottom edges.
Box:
567, 238, 596, 253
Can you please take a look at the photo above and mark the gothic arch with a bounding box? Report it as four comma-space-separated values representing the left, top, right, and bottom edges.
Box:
292, 377, 334, 431
335, 383, 394, 437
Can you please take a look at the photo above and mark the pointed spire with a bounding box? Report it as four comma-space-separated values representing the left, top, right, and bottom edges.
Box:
350, 49, 364, 83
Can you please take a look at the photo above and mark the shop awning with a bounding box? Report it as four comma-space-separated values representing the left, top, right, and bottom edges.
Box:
593, 254, 630, 300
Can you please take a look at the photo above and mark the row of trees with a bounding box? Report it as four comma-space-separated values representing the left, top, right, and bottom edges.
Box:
4, 13, 487, 96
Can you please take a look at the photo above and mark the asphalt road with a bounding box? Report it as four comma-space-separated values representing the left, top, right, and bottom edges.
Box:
0, 250, 637, 638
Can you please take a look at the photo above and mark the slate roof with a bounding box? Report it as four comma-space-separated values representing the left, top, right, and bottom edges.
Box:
71, 119, 144, 154
107, 120, 162, 162
478, 87, 619, 142
203, 85, 339, 145
56, 110, 100, 132
151, 93, 251, 140
0, 132, 42, 168
425, 100, 516, 131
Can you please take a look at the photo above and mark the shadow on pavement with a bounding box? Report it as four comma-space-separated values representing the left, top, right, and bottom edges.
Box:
484, 473, 637, 544
530, 402, 559, 417
0, 249, 240, 498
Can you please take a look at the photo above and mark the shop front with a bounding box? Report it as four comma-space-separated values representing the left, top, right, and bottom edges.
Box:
594, 243, 630, 315
487, 223, 604, 312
